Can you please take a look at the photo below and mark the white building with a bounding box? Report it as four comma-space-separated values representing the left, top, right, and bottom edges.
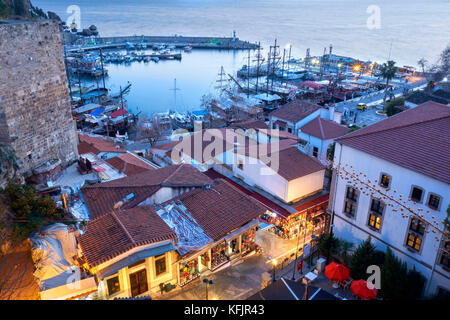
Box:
298, 116, 349, 164
233, 141, 326, 204
329, 101, 450, 298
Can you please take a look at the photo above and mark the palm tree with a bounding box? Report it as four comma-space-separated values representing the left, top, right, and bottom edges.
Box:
417, 57, 428, 74
380, 60, 398, 112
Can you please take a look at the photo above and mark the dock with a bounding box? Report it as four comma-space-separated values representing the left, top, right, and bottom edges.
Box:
65, 35, 260, 52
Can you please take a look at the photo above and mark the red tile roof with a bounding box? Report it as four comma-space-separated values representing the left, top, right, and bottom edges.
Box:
78, 206, 177, 268
294, 193, 329, 213
229, 120, 269, 130
336, 101, 450, 184
235, 142, 325, 181
82, 164, 212, 219
300, 116, 350, 140
78, 134, 126, 155
106, 153, 156, 176
270, 100, 321, 124
257, 129, 301, 140
169, 129, 251, 164
166, 179, 266, 241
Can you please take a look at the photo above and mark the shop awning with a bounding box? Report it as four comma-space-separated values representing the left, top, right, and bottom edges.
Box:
224, 220, 259, 242
97, 241, 175, 279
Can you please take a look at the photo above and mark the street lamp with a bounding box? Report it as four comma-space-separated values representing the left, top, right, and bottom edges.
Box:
203, 278, 214, 300
271, 259, 277, 283
292, 220, 308, 280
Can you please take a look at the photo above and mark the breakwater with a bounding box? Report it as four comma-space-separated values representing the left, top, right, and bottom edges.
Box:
66, 35, 259, 52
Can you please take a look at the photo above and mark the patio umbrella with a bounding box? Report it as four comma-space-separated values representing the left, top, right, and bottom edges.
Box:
350, 279, 378, 300
324, 262, 350, 282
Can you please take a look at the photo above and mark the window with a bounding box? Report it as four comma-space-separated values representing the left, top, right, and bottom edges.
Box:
155, 254, 167, 276
379, 174, 391, 188
406, 218, 426, 252
439, 238, 449, 270
107, 276, 120, 296
313, 147, 318, 158
427, 193, 441, 211
346, 186, 358, 201
370, 199, 384, 215
367, 199, 385, 231
410, 186, 424, 203
272, 123, 276, 129
237, 159, 244, 170
343, 186, 358, 217
288, 127, 292, 133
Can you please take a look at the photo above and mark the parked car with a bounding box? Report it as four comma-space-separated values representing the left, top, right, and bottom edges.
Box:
356, 103, 368, 110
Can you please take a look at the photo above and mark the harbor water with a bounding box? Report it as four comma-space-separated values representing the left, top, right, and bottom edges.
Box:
34, 0, 450, 115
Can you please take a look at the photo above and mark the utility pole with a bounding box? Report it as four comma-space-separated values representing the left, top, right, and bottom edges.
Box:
120, 85, 124, 109
247, 49, 250, 97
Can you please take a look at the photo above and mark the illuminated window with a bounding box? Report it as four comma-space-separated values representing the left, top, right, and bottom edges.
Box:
107, 276, 120, 296
367, 199, 384, 231
379, 174, 391, 188
368, 214, 382, 230
406, 218, 425, 252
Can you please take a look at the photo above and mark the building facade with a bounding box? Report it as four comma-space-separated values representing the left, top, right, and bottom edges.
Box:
329, 101, 450, 297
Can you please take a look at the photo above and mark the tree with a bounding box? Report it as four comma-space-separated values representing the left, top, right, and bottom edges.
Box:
417, 58, 428, 74
337, 239, 353, 265
380, 60, 398, 112
350, 236, 385, 280
2, 182, 61, 243
380, 247, 425, 300
317, 233, 340, 264
385, 97, 405, 117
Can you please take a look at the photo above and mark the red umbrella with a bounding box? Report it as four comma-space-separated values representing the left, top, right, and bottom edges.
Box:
325, 262, 350, 282
350, 279, 378, 300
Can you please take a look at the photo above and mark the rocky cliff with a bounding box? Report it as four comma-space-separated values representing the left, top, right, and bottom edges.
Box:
0, 0, 47, 19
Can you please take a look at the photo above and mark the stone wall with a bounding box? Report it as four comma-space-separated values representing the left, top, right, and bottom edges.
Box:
0, 20, 78, 177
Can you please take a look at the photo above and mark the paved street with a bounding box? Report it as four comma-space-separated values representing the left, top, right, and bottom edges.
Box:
153, 230, 318, 300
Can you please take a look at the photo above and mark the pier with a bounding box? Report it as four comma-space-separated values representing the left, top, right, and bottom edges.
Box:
66, 35, 260, 52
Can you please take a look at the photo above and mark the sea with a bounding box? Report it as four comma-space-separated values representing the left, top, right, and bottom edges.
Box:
34, 0, 450, 115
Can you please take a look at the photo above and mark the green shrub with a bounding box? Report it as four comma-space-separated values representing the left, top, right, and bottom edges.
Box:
2, 182, 61, 242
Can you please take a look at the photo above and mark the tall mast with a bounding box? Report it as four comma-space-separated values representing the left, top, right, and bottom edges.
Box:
99, 48, 106, 88
270, 39, 279, 90
254, 42, 261, 94
170, 78, 180, 107
247, 49, 251, 97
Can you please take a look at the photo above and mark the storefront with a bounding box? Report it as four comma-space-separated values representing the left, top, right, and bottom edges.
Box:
260, 194, 329, 240
240, 227, 257, 256
179, 258, 200, 287
211, 241, 230, 271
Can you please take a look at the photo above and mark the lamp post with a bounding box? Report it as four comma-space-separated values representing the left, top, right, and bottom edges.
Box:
292, 220, 308, 280
203, 278, 214, 300
291, 221, 302, 280
271, 259, 277, 283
